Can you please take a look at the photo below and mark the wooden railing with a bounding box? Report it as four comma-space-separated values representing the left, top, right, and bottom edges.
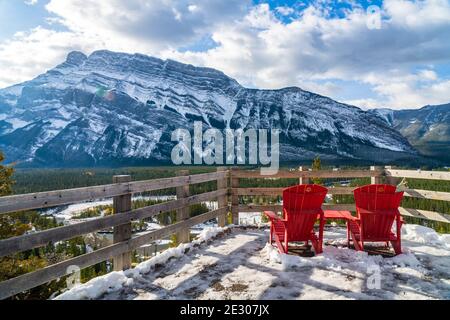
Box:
0, 168, 229, 299
0, 165, 449, 299
384, 167, 450, 223
230, 166, 450, 224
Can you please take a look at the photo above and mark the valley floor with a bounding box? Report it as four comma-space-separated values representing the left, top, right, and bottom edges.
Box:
56, 225, 450, 300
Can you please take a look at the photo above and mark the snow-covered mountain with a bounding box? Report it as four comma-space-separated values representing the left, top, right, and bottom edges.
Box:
370, 104, 450, 163
0, 50, 417, 167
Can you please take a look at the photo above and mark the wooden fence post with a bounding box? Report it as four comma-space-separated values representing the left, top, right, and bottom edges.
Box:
384, 165, 400, 186
299, 166, 309, 184
231, 168, 239, 225
217, 167, 228, 227
112, 175, 132, 271
370, 166, 382, 184
176, 170, 190, 244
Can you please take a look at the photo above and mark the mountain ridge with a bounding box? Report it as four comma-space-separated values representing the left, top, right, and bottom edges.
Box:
370, 103, 450, 163
0, 50, 422, 167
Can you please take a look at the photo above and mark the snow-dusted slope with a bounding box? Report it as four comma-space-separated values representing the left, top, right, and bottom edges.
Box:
55, 225, 450, 300
0, 50, 416, 166
371, 104, 450, 163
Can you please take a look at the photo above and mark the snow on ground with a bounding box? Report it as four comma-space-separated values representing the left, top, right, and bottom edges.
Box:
45, 200, 112, 222
239, 212, 265, 226
55, 224, 450, 300
42, 195, 178, 223
55, 226, 228, 300
190, 220, 218, 235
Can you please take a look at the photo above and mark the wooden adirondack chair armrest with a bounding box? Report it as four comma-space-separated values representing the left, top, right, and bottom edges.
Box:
263, 211, 286, 222
285, 208, 324, 216
357, 208, 374, 215
283, 208, 324, 217
358, 208, 399, 215
297, 209, 324, 215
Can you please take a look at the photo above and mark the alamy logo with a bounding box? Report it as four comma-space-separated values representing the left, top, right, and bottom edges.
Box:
367, 5, 382, 30
66, 265, 81, 289
366, 265, 381, 290
171, 122, 280, 175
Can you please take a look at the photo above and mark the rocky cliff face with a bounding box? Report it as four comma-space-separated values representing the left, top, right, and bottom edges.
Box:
0, 50, 417, 167
370, 104, 450, 163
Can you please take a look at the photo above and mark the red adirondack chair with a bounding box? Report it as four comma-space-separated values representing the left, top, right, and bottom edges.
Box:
348, 184, 404, 255
264, 184, 328, 254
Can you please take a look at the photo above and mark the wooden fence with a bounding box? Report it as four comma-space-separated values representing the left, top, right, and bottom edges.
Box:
0, 168, 228, 299
0, 166, 449, 299
231, 166, 450, 224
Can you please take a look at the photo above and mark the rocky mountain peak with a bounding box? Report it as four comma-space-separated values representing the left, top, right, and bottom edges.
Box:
0, 50, 422, 167
66, 51, 88, 66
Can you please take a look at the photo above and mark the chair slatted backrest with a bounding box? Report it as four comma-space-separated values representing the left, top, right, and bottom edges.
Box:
354, 184, 404, 240
282, 184, 327, 241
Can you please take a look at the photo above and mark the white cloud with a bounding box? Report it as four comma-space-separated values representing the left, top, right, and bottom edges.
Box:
24, 0, 38, 5
0, 0, 250, 88
45, 0, 250, 51
166, 1, 450, 109
1, 0, 450, 110
367, 71, 450, 108
188, 5, 198, 12
343, 98, 383, 110
0, 27, 101, 88
293, 80, 342, 98
275, 6, 295, 16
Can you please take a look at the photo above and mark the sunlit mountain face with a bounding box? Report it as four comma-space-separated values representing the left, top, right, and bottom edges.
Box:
371, 104, 450, 163
0, 50, 421, 167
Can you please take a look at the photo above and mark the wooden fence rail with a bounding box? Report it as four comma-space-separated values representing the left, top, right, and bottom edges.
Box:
0, 207, 228, 300
385, 169, 450, 181
231, 168, 384, 179
0, 169, 228, 299
0, 166, 449, 299
229, 166, 450, 224
0, 171, 227, 215
0, 189, 227, 258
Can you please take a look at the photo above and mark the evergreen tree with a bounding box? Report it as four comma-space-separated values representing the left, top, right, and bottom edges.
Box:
311, 156, 322, 185
0, 151, 14, 196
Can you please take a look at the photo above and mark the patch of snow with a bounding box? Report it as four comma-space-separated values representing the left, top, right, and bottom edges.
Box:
4, 99, 17, 106
145, 222, 163, 230
402, 224, 449, 248
50, 118, 70, 129
6, 118, 29, 130
56, 224, 450, 300
43, 195, 175, 223
87, 118, 107, 135
55, 271, 134, 300
58, 107, 72, 119
48, 200, 112, 222
213, 93, 238, 128
54, 226, 228, 300
1, 85, 23, 96
239, 212, 267, 226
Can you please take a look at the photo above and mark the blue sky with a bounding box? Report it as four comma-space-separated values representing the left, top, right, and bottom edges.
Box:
0, 0, 66, 38
1, 0, 450, 110
0, 1, 46, 39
